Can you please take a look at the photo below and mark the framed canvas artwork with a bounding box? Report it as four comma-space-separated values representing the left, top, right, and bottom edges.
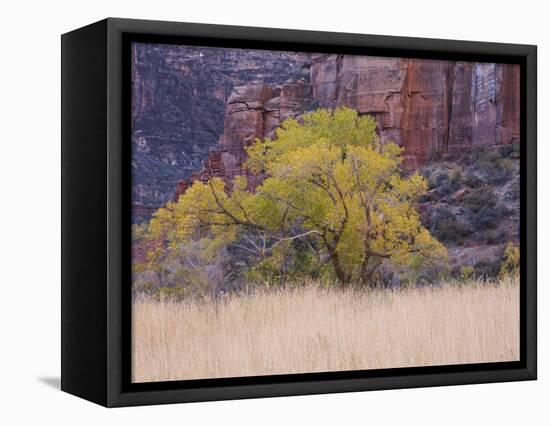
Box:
61, 18, 536, 407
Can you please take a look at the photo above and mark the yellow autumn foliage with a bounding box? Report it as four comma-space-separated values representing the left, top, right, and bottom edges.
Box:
145, 108, 447, 286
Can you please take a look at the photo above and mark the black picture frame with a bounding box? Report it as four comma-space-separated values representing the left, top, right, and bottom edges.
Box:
61, 17, 537, 407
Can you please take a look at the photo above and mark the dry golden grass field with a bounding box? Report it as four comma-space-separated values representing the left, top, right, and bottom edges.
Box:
132, 278, 519, 383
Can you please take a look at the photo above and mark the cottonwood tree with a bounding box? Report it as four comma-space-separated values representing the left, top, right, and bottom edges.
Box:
145, 108, 447, 287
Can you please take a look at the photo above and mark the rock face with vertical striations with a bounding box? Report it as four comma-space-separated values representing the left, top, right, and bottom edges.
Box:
132, 44, 519, 223
311, 54, 408, 138
309, 54, 520, 169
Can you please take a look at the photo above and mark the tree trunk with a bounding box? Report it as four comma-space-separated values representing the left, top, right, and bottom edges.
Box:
360, 255, 382, 288
360, 255, 370, 287
328, 247, 350, 286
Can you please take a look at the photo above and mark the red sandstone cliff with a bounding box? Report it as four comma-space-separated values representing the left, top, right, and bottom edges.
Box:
174, 55, 519, 200
310, 54, 520, 168
174, 80, 314, 198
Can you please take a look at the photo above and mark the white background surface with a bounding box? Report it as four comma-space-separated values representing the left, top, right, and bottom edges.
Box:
0, 0, 546, 424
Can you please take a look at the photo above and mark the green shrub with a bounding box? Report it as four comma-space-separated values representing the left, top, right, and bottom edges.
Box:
472, 206, 499, 230
470, 147, 515, 185
460, 265, 475, 280
486, 149, 503, 163
498, 144, 515, 158
498, 143, 520, 159
473, 259, 500, 278
484, 229, 507, 245
434, 218, 472, 244
156, 284, 199, 302
449, 167, 462, 185
511, 142, 520, 157
469, 201, 510, 233
431, 206, 455, 222
428, 172, 448, 190
469, 145, 490, 162
464, 186, 496, 213
489, 159, 514, 185
499, 242, 520, 278
437, 179, 461, 198
245, 239, 331, 286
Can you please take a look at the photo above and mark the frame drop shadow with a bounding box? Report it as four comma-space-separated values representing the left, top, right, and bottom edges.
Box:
38, 376, 61, 390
